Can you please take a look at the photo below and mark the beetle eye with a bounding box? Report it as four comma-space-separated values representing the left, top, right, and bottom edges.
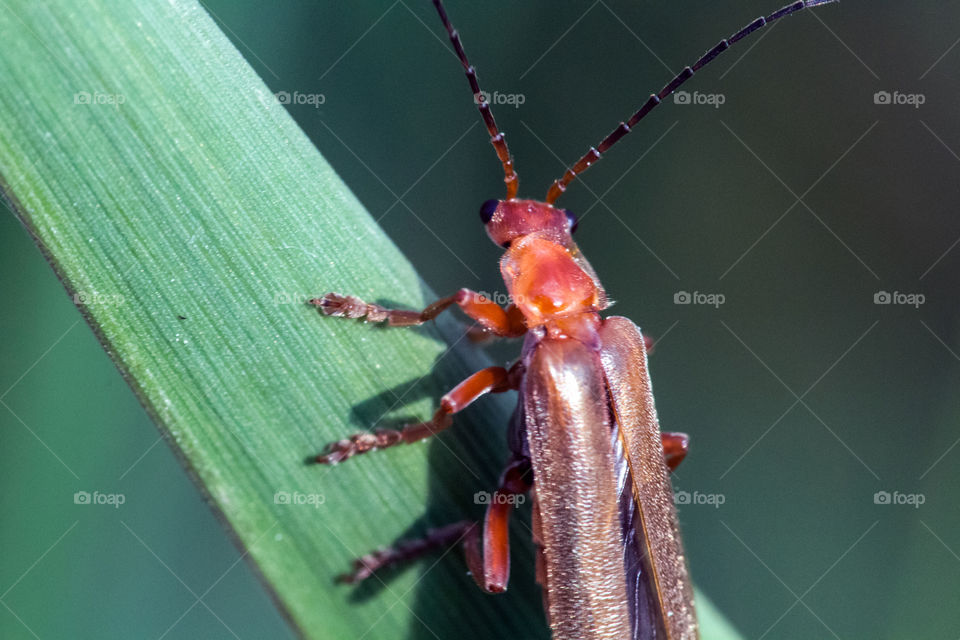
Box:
564, 209, 579, 234
479, 199, 499, 224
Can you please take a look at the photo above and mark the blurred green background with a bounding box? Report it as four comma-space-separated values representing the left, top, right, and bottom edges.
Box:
3, 1, 959, 638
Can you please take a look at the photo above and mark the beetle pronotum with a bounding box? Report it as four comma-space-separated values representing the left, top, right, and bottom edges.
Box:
310, 1, 836, 638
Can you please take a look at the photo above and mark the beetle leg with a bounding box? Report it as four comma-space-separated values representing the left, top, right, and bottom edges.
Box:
466, 304, 526, 343
465, 456, 532, 593
661, 431, 690, 472
643, 333, 655, 353
337, 520, 475, 584
336, 457, 531, 587
311, 289, 527, 337
315, 364, 522, 464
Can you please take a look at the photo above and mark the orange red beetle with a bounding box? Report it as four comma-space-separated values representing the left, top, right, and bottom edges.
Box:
310, 1, 836, 637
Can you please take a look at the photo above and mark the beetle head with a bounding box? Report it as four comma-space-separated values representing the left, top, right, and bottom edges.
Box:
479, 199, 578, 248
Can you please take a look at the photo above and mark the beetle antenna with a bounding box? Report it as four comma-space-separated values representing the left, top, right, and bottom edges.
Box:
545, 0, 838, 204
433, 0, 519, 200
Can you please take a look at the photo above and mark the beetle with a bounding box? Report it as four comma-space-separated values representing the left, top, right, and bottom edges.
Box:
310, 1, 836, 638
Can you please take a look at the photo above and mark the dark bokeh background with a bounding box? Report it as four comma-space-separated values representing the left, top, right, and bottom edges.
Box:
3, 1, 959, 638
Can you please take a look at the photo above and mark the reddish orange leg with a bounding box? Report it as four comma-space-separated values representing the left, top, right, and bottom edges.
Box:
661, 431, 690, 472
467, 304, 525, 342
311, 289, 527, 337
643, 333, 655, 353
464, 457, 532, 593
316, 364, 522, 464
336, 458, 532, 589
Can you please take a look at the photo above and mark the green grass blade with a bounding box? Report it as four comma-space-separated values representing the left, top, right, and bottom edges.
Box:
0, 1, 739, 637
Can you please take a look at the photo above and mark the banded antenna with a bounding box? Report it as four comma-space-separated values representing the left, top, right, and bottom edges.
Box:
545, 0, 837, 204
432, 0, 519, 200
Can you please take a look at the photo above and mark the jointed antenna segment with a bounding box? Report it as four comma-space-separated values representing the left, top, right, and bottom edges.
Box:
545, 0, 837, 204
433, 0, 519, 199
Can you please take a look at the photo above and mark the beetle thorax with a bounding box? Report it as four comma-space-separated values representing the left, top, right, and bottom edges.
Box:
500, 233, 601, 330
